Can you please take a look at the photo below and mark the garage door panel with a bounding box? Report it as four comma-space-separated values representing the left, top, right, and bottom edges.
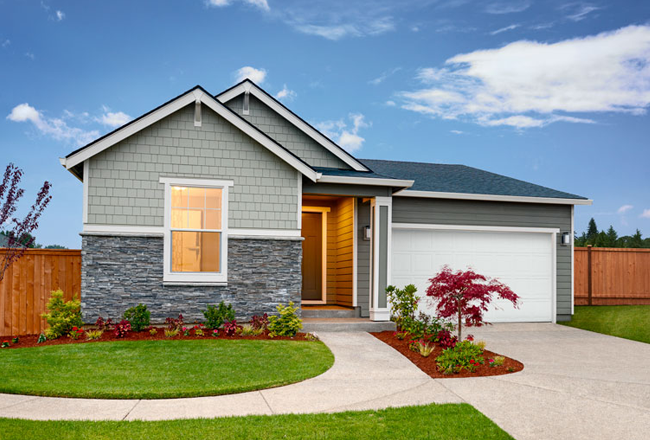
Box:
392, 228, 553, 323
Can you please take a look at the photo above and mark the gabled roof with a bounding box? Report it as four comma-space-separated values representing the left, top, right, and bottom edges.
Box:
313, 166, 414, 188
60, 86, 321, 182
216, 79, 370, 173
361, 159, 592, 205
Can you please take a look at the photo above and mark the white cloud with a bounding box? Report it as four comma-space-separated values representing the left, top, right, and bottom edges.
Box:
450, 130, 464, 134
275, 84, 297, 101
234, 66, 267, 84
7, 103, 99, 146
315, 113, 370, 152
24, 52, 35, 60
396, 25, 650, 128
369, 67, 401, 86
206, 0, 269, 11
55, 10, 65, 21
1, 39, 10, 48
490, 24, 520, 35
294, 24, 359, 40
385, 100, 396, 107
563, 3, 601, 22
618, 205, 634, 214
484, 1, 531, 14
97, 109, 131, 128
641, 209, 650, 219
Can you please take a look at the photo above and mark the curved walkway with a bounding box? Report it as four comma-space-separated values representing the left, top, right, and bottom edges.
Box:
0, 332, 461, 421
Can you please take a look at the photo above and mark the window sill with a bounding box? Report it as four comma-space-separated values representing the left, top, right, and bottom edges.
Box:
163, 281, 228, 287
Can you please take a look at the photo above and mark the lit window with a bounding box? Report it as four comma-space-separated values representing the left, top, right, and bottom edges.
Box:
161, 178, 232, 284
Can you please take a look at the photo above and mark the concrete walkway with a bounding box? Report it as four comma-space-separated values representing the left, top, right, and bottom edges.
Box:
1, 325, 648, 440
0, 332, 461, 421
449, 323, 650, 440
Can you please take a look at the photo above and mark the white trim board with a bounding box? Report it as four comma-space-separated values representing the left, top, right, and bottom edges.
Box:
217, 80, 370, 172
61, 87, 320, 182
395, 189, 593, 206
317, 175, 413, 188
392, 223, 561, 234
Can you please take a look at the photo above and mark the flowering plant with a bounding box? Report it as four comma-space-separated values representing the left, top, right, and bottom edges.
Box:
182, 327, 190, 336
193, 324, 205, 337
68, 326, 84, 340
11, 337, 19, 344
1, 340, 9, 348
212, 328, 219, 337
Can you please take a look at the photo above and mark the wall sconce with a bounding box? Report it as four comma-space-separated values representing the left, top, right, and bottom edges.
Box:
363, 226, 371, 241
561, 232, 571, 246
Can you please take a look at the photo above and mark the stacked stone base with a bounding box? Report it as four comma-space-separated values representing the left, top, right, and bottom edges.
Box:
81, 234, 302, 323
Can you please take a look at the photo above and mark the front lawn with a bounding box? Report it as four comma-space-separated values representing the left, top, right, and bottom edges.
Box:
560, 305, 650, 344
0, 339, 333, 399
0, 404, 512, 440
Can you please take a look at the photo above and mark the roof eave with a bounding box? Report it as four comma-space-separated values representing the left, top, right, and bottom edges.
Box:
317, 175, 414, 188
395, 189, 592, 205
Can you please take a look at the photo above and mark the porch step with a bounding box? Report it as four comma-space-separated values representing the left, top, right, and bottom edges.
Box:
301, 306, 360, 319
302, 318, 396, 333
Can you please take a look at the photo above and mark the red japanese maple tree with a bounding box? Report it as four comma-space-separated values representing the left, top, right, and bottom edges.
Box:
426, 266, 519, 341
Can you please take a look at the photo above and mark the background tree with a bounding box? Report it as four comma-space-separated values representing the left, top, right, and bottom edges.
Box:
426, 266, 519, 341
605, 225, 619, 247
586, 218, 599, 243
0, 163, 52, 281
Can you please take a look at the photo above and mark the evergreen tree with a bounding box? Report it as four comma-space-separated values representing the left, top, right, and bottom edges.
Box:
586, 218, 598, 244
605, 226, 618, 247
631, 229, 643, 248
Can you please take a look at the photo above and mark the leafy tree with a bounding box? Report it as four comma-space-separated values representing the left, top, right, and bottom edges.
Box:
574, 231, 587, 247
586, 218, 599, 243
426, 266, 519, 341
0, 164, 52, 281
44, 244, 67, 249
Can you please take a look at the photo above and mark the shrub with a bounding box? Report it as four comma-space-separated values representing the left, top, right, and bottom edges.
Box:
165, 328, 179, 338
95, 316, 113, 331
426, 266, 519, 341
223, 320, 240, 336
434, 329, 457, 350
239, 323, 263, 336
194, 326, 205, 337
386, 284, 419, 329
123, 304, 150, 332
413, 339, 435, 357
148, 326, 158, 336
41, 290, 83, 339
85, 329, 103, 340
1, 341, 9, 348
268, 302, 302, 337
394, 331, 409, 340
436, 340, 485, 375
113, 320, 131, 338
11, 337, 19, 344
400, 312, 453, 341
203, 302, 235, 330
37, 333, 46, 344
475, 340, 487, 350
68, 326, 84, 340
251, 313, 269, 330
165, 314, 184, 331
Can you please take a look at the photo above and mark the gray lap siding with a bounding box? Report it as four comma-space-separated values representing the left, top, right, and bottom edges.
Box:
392, 198, 573, 321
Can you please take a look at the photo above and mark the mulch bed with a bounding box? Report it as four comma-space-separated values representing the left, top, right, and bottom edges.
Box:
0, 329, 311, 350
371, 331, 524, 379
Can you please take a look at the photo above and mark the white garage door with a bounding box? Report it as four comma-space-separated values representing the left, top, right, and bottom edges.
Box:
391, 227, 555, 323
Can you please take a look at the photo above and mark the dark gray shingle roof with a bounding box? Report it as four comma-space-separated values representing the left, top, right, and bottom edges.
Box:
358, 159, 588, 200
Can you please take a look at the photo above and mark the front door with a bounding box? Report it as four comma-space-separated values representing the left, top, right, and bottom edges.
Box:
301, 212, 323, 301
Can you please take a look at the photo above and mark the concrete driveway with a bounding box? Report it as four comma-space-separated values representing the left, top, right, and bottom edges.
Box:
442, 323, 650, 440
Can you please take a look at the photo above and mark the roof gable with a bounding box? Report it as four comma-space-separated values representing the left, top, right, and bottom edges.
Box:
217, 80, 369, 172
61, 86, 320, 182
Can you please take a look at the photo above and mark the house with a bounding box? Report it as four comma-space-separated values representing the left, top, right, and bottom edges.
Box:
60, 80, 591, 325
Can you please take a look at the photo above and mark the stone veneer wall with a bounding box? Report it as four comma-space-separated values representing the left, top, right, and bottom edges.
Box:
81, 234, 302, 323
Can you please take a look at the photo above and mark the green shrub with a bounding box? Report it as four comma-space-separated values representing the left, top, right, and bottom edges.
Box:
123, 304, 150, 332
202, 302, 235, 329
386, 284, 419, 329
268, 302, 302, 337
41, 290, 83, 339
436, 340, 485, 375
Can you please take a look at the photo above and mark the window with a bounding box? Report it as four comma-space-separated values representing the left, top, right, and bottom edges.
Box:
161, 178, 233, 284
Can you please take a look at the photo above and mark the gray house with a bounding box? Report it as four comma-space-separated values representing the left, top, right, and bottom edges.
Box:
60, 80, 591, 325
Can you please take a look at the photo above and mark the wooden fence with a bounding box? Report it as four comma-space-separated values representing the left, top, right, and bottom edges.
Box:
575, 246, 650, 305
0, 249, 81, 336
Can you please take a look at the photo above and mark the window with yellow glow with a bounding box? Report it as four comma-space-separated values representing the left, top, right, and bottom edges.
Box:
170, 186, 222, 273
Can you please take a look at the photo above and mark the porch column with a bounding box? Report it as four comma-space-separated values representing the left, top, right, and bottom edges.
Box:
370, 196, 392, 321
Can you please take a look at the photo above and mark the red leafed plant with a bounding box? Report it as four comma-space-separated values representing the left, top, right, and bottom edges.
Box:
114, 320, 131, 338
426, 266, 519, 341
223, 320, 240, 336
0, 163, 52, 282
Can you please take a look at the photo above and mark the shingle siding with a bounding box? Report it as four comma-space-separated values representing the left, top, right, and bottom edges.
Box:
392, 198, 573, 320
225, 95, 351, 169
86, 104, 300, 230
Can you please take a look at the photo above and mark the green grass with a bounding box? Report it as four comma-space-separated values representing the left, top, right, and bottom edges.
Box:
560, 305, 650, 344
0, 339, 333, 399
0, 404, 512, 440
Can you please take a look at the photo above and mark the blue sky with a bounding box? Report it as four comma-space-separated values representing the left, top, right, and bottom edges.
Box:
1, 0, 649, 248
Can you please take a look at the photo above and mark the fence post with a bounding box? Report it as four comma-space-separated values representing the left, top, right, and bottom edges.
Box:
587, 245, 592, 305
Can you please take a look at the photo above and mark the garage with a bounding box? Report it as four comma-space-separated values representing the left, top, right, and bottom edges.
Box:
391, 225, 557, 323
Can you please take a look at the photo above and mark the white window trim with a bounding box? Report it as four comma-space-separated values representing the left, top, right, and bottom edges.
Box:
160, 177, 234, 284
